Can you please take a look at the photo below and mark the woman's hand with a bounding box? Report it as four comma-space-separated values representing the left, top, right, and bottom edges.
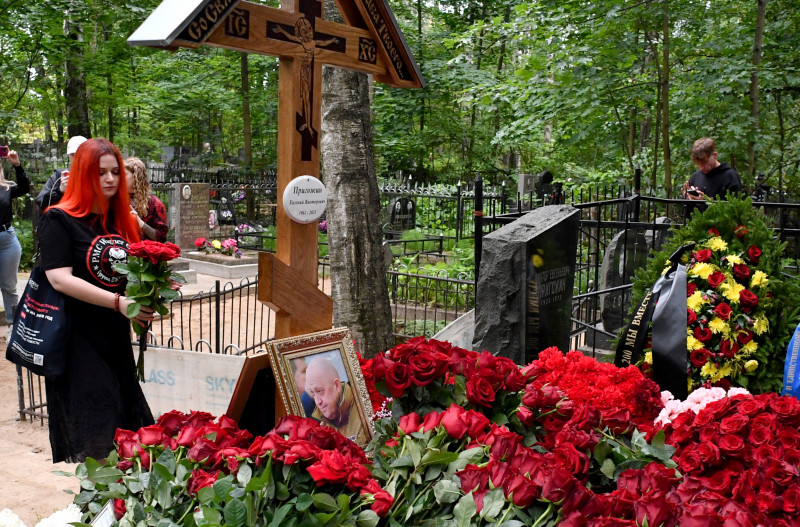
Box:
120, 297, 155, 328
7, 150, 20, 167
130, 206, 145, 229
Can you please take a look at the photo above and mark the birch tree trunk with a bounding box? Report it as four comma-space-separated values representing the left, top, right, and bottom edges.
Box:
660, 0, 672, 199
748, 0, 767, 177
319, 3, 394, 357
63, 19, 91, 138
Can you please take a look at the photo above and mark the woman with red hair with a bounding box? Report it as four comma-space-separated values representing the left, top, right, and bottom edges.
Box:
38, 138, 155, 462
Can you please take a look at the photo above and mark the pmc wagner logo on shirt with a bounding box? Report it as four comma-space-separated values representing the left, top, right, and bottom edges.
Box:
86, 235, 128, 287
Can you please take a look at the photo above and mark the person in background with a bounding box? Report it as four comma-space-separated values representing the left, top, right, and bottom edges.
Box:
38, 138, 155, 462
305, 357, 367, 445
682, 137, 743, 211
124, 157, 168, 242
290, 357, 316, 418
35, 135, 87, 211
0, 147, 30, 333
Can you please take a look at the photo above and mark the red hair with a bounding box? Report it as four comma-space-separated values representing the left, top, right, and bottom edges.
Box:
51, 138, 140, 242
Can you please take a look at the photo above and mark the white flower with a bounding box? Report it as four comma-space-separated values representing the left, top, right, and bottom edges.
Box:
0, 509, 28, 527
34, 504, 82, 527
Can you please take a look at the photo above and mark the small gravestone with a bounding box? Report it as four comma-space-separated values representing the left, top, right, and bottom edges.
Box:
172, 182, 210, 250
645, 216, 673, 254
388, 197, 416, 230
472, 205, 579, 364
599, 230, 649, 335
160, 145, 175, 164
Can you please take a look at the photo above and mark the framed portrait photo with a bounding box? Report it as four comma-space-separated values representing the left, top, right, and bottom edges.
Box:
268, 327, 374, 448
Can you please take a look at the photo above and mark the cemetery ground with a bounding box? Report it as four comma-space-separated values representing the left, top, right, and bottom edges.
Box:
0, 270, 286, 525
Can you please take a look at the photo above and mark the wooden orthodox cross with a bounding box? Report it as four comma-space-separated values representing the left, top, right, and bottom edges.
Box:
129, 0, 422, 421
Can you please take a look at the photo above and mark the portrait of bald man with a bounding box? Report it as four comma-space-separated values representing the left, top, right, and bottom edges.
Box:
305, 356, 368, 446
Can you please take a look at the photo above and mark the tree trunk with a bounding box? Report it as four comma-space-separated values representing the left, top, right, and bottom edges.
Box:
748, 0, 767, 177
107, 73, 114, 143
63, 19, 91, 138
320, 3, 394, 358
241, 52, 253, 166
660, 1, 672, 199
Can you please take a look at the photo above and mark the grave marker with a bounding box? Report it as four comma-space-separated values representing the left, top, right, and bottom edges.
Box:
472, 206, 579, 364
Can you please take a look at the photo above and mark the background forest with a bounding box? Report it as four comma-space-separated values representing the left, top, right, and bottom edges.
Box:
2, 0, 799, 198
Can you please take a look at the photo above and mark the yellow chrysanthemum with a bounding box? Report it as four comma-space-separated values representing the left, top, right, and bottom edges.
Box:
687, 291, 707, 312
644, 352, 653, 364
754, 317, 769, 335
745, 360, 759, 372
687, 335, 705, 351
742, 341, 758, 355
661, 262, 672, 276
721, 281, 745, 303
707, 237, 728, 252
212, 240, 222, 249
708, 317, 729, 336
689, 263, 715, 280
751, 270, 768, 289
700, 362, 718, 379
725, 254, 744, 266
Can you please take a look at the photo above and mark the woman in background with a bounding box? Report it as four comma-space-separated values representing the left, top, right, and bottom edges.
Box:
0, 148, 30, 331
39, 138, 154, 462
124, 157, 168, 242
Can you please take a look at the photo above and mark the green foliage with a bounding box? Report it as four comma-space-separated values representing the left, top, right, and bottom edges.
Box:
629, 196, 800, 393
12, 219, 35, 271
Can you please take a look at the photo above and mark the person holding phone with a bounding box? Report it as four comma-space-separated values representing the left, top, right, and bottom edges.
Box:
0, 146, 30, 333
35, 135, 87, 212
682, 137, 742, 211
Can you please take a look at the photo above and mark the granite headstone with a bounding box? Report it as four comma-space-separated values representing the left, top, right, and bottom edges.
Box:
173, 182, 210, 250
387, 197, 416, 230
472, 205, 580, 364
599, 230, 650, 334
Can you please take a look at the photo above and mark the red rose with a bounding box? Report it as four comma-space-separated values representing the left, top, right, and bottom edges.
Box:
736, 330, 754, 346
769, 396, 800, 425
364, 481, 393, 517
737, 396, 765, 416
465, 375, 496, 408
783, 484, 800, 514
456, 464, 490, 493
553, 443, 591, 478
687, 282, 697, 296
690, 348, 711, 368
408, 351, 449, 386
696, 441, 721, 465
384, 362, 413, 398
739, 289, 759, 308
137, 424, 167, 446
371, 353, 393, 381
540, 466, 577, 503
687, 309, 697, 325
601, 407, 631, 435
732, 264, 751, 282
707, 271, 726, 289
507, 473, 541, 508
694, 326, 713, 343
186, 469, 220, 497
195, 237, 207, 248
440, 405, 469, 439
128, 240, 181, 264
398, 412, 422, 435
709, 228, 720, 236
695, 249, 713, 262
676, 449, 704, 473
464, 409, 490, 439
714, 303, 733, 320
422, 411, 441, 432
117, 459, 134, 471
485, 425, 521, 461
306, 450, 351, 486
748, 245, 762, 264
718, 434, 746, 457
634, 491, 675, 527
156, 410, 186, 436
720, 339, 740, 359
113, 498, 126, 520
734, 224, 748, 238
719, 414, 749, 435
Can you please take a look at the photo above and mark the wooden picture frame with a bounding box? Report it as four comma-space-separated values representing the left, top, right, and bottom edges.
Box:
268, 327, 374, 447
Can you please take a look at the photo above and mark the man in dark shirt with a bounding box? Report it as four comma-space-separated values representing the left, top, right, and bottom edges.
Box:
35, 135, 87, 212
682, 138, 742, 211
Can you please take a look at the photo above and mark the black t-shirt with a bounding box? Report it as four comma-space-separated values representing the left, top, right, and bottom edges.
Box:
38, 208, 128, 294
688, 162, 743, 200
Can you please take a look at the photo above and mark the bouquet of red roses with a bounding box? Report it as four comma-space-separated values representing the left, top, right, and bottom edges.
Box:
114, 240, 186, 381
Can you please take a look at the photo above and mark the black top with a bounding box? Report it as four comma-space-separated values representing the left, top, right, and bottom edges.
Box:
0, 165, 30, 224
688, 162, 743, 200
38, 208, 153, 462
35, 169, 65, 212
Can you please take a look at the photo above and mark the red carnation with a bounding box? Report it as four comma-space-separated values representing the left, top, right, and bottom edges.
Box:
714, 303, 733, 320
739, 289, 759, 308
748, 245, 762, 264
708, 228, 720, 236
734, 224, 748, 238
695, 249, 713, 262
707, 271, 726, 289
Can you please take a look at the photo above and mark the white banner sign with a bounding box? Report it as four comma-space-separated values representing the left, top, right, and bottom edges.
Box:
139, 347, 246, 418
